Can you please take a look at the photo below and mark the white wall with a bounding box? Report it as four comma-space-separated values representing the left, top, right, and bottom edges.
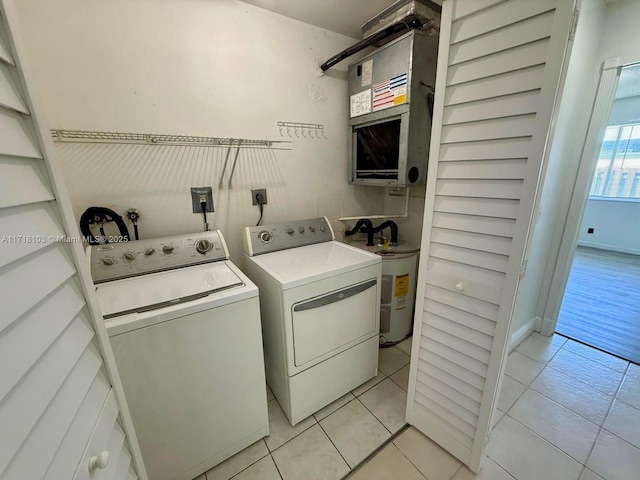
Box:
516, 0, 640, 339
508, 0, 606, 345
598, 0, 640, 61
578, 0, 640, 260
578, 199, 640, 254
383, 186, 427, 248
572, 0, 640, 263
575, 92, 640, 256
15, 0, 390, 262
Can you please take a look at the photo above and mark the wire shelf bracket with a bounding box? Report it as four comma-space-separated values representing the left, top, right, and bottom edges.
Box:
218, 140, 244, 190
51, 128, 291, 149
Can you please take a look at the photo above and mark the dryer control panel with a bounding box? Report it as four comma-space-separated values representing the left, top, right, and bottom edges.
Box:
244, 217, 334, 256
87, 230, 229, 283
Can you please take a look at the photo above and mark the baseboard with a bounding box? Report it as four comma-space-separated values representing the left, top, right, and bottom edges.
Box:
540, 317, 556, 336
509, 317, 537, 352
577, 240, 640, 256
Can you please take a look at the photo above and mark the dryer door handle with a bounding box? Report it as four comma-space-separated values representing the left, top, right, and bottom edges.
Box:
293, 279, 377, 312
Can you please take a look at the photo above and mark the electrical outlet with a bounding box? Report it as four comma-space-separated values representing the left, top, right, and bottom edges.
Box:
191, 187, 214, 213
252, 189, 268, 206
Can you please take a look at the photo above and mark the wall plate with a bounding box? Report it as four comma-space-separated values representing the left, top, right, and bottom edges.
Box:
252, 189, 268, 205
191, 187, 214, 213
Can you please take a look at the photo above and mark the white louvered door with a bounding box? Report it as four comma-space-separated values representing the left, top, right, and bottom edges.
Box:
0, 1, 146, 479
406, 0, 578, 472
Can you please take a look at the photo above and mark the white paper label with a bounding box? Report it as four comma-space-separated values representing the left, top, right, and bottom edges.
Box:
350, 89, 372, 118
361, 59, 373, 87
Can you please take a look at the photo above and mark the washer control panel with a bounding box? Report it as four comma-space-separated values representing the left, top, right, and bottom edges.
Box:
88, 230, 228, 283
244, 217, 334, 256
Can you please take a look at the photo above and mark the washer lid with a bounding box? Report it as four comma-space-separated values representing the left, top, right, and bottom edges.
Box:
247, 240, 381, 289
95, 262, 244, 318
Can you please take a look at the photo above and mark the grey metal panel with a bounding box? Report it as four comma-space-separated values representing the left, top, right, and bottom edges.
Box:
406, 32, 439, 186
348, 32, 414, 101
348, 103, 409, 126
380, 305, 391, 334
348, 30, 439, 187
381, 274, 393, 304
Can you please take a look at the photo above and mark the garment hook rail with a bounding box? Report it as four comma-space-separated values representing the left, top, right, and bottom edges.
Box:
277, 121, 326, 139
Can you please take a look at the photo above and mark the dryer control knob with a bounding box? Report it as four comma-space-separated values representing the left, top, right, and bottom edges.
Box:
162, 245, 175, 254
259, 231, 272, 243
195, 239, 212, 254
298, 225, 305, 233
285, 227, 294, 235
123, 251, 136, 261
101, 257, 114, 266
144, 248, 155, 256
309, 226, 316, 232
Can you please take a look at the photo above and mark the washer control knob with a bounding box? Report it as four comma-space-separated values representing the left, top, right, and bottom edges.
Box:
144, 248, 155, 256
298, 225, 305, 233
309, 226, 316, 233
101, 257, 114, 266
162, 245, 175, 254
259, 231, 272, 243
320, 226, 326, 232
123, 251, 136, 262
195, 239, 212, 254
285, 227, 294, 235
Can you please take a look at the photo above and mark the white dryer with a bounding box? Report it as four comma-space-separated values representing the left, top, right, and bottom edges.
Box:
242, 217, 382, 426
87, 231, 268, 480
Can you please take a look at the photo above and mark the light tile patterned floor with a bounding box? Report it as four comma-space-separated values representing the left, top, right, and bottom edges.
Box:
348, 333, 640, 480
194, 339, 412, 480
196, 334, 640, 480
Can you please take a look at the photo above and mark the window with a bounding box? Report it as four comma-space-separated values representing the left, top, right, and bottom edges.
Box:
590, 123, 640, 199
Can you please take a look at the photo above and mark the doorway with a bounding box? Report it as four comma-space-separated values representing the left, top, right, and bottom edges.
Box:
551, 61, 640, 364
556, 246, 640, 363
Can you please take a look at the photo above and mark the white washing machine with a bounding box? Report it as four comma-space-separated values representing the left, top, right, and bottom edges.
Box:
242, 217, 382, 426
87, 231, 268, 480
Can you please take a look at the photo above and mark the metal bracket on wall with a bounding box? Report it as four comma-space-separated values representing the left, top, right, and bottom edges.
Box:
218, 140, 243, 189
277, 121, 327, 139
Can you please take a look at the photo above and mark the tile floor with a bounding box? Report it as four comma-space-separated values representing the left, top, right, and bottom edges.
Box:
348, 333, 640, 480
195, 333, 640, 480
195, 338, 412, 480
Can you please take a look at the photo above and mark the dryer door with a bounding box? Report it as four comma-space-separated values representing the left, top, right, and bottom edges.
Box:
291, 278, 378, 367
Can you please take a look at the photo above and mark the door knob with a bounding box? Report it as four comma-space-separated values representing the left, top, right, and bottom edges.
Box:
455, 283, 464, 292
88, 450, 110, 472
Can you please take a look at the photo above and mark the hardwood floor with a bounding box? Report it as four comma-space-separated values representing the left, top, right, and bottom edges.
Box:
556, 246, 640, 365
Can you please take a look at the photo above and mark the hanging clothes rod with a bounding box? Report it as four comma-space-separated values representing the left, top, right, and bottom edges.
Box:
50, 129, 291, 149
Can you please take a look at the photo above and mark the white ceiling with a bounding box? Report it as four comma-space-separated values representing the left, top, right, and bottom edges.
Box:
238, 0, 442, 39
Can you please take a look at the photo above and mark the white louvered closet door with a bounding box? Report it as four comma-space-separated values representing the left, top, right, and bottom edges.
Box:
406, 0, 578, 472
0, 1, 146, 480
